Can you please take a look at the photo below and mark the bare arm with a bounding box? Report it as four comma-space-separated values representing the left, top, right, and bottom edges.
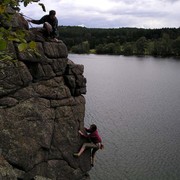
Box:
78, 130, 88, 138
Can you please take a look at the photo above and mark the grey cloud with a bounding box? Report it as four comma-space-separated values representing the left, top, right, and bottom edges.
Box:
161, 0, 179, 2
20, 0, 180, 28
109, 6, 167, 18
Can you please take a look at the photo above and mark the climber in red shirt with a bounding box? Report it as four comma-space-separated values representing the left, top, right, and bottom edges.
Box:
74, 124, 104, 167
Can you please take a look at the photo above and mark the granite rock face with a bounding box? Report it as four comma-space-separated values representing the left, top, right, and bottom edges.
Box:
0, 11, 90, 180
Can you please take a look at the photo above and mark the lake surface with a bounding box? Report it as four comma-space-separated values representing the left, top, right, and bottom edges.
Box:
68, 54, 180, 180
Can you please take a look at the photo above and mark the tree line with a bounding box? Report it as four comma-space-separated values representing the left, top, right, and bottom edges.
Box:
58, 26, 180, 57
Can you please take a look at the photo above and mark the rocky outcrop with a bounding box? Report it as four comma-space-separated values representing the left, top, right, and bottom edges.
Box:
0, 11, 90, 180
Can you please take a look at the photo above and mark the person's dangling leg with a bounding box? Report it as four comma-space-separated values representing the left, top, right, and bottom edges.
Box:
91, 148, 98, 167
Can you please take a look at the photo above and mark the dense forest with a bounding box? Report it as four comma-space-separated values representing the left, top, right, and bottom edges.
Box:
58, 26, 180, 57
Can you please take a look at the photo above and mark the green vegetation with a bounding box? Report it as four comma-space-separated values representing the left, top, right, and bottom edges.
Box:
1, 0, 180, 59
58, 26, 180, 57
0, 0, 44, 61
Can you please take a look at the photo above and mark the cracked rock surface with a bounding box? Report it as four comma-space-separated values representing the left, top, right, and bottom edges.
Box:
0, 10, 89, 180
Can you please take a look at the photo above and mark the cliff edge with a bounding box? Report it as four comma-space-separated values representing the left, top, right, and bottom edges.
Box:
0, 10, 90, 180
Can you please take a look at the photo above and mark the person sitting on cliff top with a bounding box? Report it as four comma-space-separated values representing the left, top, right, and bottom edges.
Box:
73, 124, 104, 167
27, 10, 59, 42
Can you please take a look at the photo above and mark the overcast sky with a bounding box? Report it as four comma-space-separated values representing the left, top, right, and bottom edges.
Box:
20, 0, 180, 29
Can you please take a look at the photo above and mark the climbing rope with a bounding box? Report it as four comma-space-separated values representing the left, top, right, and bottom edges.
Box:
19, 13, 33, 28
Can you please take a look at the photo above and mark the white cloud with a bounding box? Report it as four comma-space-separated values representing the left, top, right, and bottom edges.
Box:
20, 0, 180, 28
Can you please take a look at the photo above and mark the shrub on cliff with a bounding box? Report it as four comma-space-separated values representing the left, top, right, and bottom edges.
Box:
0, 0, 45, 61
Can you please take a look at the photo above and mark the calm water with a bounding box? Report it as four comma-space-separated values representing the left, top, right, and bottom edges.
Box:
68, 54, 180, 180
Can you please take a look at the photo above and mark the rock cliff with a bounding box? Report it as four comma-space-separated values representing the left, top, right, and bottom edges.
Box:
0, 10, 90, 180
